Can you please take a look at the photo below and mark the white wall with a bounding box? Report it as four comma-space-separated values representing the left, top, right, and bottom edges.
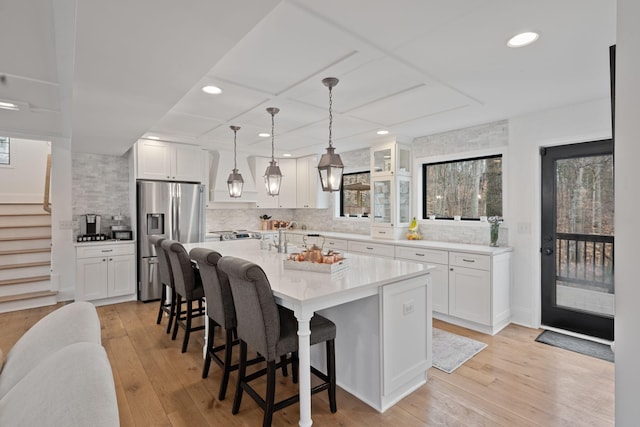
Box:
0, 138, 50, 203
615, 0, 640, 424
50, 138, 75, 301
508, 99, 612, 328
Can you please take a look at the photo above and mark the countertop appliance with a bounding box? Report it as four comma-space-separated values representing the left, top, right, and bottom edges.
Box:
137, 180, 205, 302
207, 230, 262, 241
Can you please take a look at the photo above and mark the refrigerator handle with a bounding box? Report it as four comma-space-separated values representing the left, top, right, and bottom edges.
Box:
175, 194, 180, 241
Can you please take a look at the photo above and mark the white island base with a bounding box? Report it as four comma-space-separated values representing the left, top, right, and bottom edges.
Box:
312, 274, 432, 412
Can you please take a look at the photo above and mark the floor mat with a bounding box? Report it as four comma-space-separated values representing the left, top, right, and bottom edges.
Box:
432, 328, 487, 373
535, 330, 614, 362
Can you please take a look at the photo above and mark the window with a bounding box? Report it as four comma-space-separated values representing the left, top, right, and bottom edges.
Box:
422, 154, 502, 220
340, 171, 370, 217
0, 137, 9, 165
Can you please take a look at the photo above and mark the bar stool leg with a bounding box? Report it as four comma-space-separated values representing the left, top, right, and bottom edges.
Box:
232, 341, 247, 415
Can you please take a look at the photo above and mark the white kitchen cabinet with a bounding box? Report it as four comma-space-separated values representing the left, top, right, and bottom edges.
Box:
75, 242, 136, 304
136, 139, 203, 182
347, 240, 395, 258
449, 264, 491, 325
395, 246, 449, 314
254, 157, 297, 208
370, 141, 412, 240
296, 155, 328, 209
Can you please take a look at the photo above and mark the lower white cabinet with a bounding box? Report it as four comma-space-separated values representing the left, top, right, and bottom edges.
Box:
348, 240, 395, 258
448, 265, 491, 325
76, 242, 136, 303
393, 245, 510, 335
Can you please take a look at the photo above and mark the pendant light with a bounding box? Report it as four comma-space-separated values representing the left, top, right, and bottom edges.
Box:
263, 107, 282, 196
227, 125, 244, 198
317, 77, 344, 192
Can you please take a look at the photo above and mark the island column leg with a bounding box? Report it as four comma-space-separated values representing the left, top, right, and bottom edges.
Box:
296, 313, 313, 427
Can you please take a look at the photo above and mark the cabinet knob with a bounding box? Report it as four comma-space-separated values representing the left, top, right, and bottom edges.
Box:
102, 258, 106, 262
450, 268, 454, 271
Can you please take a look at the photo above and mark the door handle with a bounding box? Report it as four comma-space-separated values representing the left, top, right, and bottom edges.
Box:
542, 248, 554, 256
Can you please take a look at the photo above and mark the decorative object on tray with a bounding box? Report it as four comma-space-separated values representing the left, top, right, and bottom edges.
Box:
283, 234, 350, 273
488, 216, 503, 247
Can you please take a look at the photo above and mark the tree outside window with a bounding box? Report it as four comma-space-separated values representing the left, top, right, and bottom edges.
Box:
422, 155, 502, 219
340, 171, 370, 217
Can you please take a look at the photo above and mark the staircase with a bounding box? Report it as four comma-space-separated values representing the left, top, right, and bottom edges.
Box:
0, 203, 57, 313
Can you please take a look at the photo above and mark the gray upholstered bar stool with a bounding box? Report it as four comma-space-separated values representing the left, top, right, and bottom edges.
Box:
189, 248, 261, 400
148, 235, 175, 333
217, 256, 337, 427
162, 239, 206, 353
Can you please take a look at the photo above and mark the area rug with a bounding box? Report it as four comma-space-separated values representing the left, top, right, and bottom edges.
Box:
432, 328, 488, 373
535, 330, 614, 362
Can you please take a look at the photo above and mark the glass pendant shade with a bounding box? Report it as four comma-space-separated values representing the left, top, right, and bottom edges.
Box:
264, 107, 282, 196
264, 160, 282, 196
317, 77, 344, 192
227, 169, 244, 198
227, 125, 244, 198
318, 146, 344, 192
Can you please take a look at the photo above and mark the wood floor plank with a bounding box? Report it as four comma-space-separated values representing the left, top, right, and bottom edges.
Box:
0, 303, 614, 427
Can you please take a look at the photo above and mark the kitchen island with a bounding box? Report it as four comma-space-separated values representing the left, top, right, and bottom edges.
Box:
183, 239, 432, 427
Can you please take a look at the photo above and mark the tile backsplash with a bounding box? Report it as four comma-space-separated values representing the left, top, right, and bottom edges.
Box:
72, 152, 130, 237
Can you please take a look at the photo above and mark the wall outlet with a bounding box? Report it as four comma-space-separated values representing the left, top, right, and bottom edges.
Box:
58, 220, 77, 230
403, 300, 415, 315
517, 222, 531, 235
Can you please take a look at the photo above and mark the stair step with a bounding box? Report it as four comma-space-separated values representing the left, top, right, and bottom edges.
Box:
0, 235, 52, 242
0, 226, 52, 239
0, 275, 51, 287
0, 261, 50, 271
0, 239, 51, 252
0, 248, 51, 256
0, 290, 57, 305
0, 204, 50, 215
0, 216, 51, 227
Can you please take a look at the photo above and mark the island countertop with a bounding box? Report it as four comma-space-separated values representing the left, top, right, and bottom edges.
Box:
182, 238, 429, 307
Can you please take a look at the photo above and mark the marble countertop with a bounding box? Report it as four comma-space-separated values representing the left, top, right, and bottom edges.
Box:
255, 229, 512, 256
183, 239, 430, 306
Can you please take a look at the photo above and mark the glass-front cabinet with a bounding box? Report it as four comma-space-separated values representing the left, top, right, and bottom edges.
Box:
370, 140, 412, 240
371, 141, 411, 176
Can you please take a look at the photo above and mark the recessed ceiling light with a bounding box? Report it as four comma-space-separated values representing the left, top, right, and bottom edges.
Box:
0, 101, 19, 111
146, 135, 160, 140
507, 31, 539, 48
283, 153, 292, 157
258, 133, 270, 138
377, 130, 389, 135
202, 85, 222, 95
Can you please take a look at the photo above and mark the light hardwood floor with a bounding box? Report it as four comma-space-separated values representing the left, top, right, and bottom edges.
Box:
0, 301, 614, 426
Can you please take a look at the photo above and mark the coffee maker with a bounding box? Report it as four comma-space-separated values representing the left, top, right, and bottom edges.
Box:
80, 214, 102, 236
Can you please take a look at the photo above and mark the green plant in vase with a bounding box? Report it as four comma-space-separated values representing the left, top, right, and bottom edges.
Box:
488, 216, 503, 247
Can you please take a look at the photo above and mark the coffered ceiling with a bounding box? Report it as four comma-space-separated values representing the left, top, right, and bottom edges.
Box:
0, 0, 616, 157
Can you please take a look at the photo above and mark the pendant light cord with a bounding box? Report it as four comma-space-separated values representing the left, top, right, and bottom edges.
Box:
271, 111, 275, 161
233, 128, 238, 170
328, 85, 333, 148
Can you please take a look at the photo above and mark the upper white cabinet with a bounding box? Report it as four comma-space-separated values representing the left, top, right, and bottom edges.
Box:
135, 140, 203, 182
296, 155, 328, 209
371, 140, 411, 177
371, 141, 412, 240
254, 157, 297, 209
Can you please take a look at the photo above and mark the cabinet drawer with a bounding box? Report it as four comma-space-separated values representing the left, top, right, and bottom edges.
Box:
324, 238, 348, 251
77, 244, 135, 259
449, 251, 490, 270
395, 246, 448, 264
370, 226, 395, 240
348, 241, 395, 258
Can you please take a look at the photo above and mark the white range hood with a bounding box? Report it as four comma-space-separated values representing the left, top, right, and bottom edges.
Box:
209, 150, 258, 203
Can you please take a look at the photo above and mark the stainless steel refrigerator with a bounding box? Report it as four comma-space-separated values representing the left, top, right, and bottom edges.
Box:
137, 180, 205, 301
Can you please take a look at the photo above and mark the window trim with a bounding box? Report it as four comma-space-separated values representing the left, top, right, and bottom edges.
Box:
415, 148, 507, 222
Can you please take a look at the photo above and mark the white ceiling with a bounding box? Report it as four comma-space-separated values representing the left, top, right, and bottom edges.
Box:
0, 0, 616, 158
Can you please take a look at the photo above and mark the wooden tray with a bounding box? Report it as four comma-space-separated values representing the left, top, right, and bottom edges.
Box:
283, 257, 350, 273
